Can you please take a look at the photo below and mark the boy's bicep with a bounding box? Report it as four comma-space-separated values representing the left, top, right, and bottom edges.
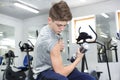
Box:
50, 41, 63, 72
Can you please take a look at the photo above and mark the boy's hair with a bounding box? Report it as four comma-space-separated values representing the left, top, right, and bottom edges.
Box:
49, 1, 72, 21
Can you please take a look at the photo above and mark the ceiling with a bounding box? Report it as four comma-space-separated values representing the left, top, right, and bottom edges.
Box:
0, 0, 110, 20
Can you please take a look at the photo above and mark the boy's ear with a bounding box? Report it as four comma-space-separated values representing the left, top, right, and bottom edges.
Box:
48, 17, 52, 23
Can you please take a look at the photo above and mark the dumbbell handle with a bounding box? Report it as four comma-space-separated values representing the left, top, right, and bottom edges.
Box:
69, 46, 88, 63
80, 46, 88, 53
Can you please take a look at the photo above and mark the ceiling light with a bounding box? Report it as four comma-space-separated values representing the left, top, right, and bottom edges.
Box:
100, 32, 108, 38
0, 32, 3, 33
0, 34, 3, 36
0, 46, 7, 49
17, 0, 38, 9
80, 0, 87, 2
101, 13, 109, 18
14, 2, 39, 13
0, 32, 3, 36
0, 38, 15, 48
100, 34, 108, 38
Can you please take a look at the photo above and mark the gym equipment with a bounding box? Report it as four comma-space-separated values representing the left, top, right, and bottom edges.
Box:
97, 45, 106, 62
69, 42, 89, 63
36, 30, 39, 37
2, 50, 26, 80
0, 56, 3, 65
116, 31, 120, 40
2, 40, 34, 80
76, 25, 96, 73
19, 40, 34, 52
19, 40, 54, 80
76, 27, 92, 44
19, 40, 53, 80
19, 40, 34, 80
69, 25, 111, 80
14, 54, 33, 71
109, 39, 118, 62
110, 44, 118, 62
98, 38, 118, 62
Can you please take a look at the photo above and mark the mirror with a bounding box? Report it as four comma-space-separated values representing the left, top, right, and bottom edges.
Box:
0, 24, 15, 56
96, 12, 118, 62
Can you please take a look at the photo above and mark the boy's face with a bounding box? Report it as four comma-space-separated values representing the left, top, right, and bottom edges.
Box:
48, 17, 68, 34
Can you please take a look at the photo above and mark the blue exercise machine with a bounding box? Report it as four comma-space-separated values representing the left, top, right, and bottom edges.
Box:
2, 50, 26, 80
2, 40, 34, 80
0, 56, 3, 65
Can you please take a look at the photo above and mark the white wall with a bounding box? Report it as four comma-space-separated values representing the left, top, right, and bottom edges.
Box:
23, 13, 48, 32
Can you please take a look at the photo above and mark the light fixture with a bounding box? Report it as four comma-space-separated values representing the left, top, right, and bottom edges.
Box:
80, 0, 87, 2
101, 13, 109, 18
100, 32, 108, 38
14, 1, 39, 13
0, 32, 3, 36
100, 34, 108, 38
0, 38, 15, 48
17, 0, 38, 9
0, 46, 8, 49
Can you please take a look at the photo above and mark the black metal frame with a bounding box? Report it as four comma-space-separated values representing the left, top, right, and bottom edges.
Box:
76, 25, 111, 80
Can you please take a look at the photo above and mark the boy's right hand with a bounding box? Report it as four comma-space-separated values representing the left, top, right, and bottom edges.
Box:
76, 48, 84, 60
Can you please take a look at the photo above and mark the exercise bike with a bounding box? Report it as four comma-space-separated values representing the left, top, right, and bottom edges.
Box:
68, 25, 112, 80
0, 56, 3, 65
2, 50, 26, 80
2, 40, 34, 80
18, 40, 34, 80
